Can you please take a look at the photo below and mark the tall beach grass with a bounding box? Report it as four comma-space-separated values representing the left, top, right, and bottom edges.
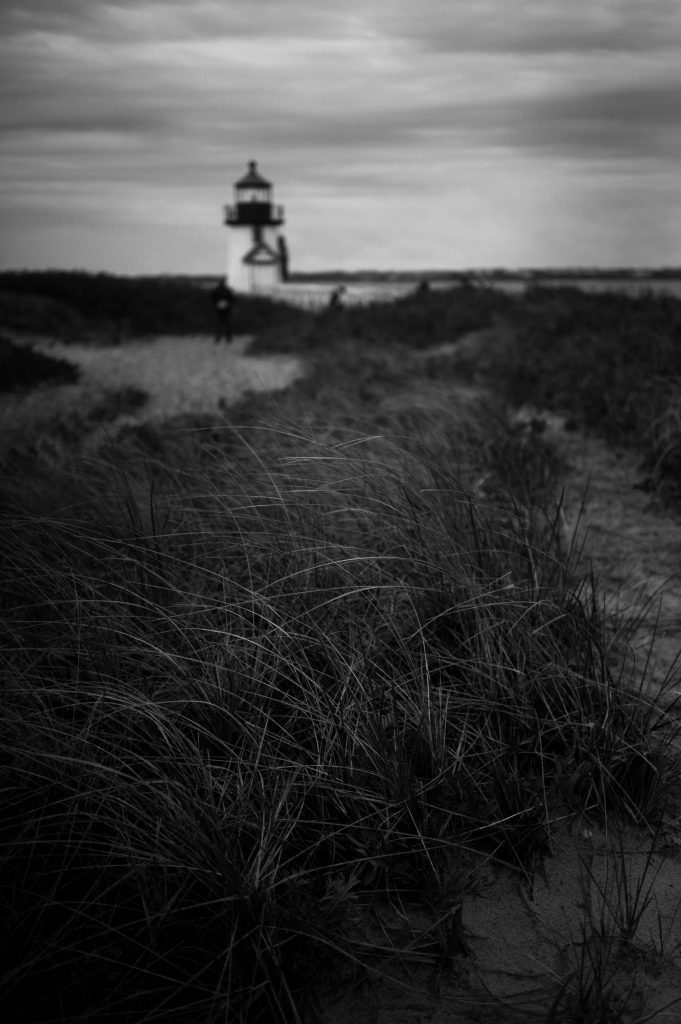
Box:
3, 360, 679, 1022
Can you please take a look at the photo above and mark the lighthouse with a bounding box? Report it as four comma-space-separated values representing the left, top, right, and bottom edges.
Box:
223, 160, 288, 293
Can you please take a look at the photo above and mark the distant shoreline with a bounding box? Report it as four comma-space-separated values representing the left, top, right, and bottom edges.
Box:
3, 267, 680, 286
289, 267, 681, 284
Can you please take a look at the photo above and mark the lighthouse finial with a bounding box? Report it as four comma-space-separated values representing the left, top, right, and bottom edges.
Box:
249, 160, 257, 173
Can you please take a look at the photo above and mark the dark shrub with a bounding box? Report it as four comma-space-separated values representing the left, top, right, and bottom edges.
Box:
0, 335, 79, 393
0, 272, 314, 341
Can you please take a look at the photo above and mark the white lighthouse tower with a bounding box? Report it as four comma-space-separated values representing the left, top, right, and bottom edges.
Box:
223, 160, 288, 293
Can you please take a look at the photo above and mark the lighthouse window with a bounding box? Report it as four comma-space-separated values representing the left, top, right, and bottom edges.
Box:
241, 188, 269, 203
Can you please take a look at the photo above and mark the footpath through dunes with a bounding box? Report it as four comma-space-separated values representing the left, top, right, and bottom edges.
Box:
423, 324, 681, 703
0, 333, 306, 458
541, 414, 681, 702
448, 324, 681, 702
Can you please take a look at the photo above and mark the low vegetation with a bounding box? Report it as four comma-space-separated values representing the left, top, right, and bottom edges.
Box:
2, 276, 681, 1022
0, 333, 80, 393
500, 285, 681, 504
250, 281, 514, 353
0, 271, 310, 342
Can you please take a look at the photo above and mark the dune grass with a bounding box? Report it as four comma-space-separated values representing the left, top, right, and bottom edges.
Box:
2, 328, 680, 1023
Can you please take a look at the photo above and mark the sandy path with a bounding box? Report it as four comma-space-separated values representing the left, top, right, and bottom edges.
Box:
57, 333, 305, 420
539, 417, 681, 700
437, 328, 681, 700
0, 334, 306, 454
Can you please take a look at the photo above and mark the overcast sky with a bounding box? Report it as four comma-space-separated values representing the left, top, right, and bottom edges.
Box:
1, 0, 680, 274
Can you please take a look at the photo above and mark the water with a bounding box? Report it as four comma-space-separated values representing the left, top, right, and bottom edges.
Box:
274, 277, 681, 308
488, 277, 681, 300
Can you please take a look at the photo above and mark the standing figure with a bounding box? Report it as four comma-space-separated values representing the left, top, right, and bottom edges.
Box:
212, 276, 235, 342
328, 285, 346, 310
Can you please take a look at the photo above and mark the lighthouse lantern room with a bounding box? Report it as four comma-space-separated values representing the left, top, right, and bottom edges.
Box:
223, 161, 287, 293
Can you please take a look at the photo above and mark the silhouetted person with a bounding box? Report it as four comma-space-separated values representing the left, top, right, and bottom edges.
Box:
277, 236, 290, 282
328, 285, 346, 310
211, 276, 234, 342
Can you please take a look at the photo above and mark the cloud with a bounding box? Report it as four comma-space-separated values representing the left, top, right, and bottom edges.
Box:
4, 1, 678, 163
507, 79, 681, 160
0, 0, 349, 46
371, 0, 681, 55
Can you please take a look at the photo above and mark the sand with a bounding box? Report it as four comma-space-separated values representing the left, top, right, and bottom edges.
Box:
0, 333, 305, 457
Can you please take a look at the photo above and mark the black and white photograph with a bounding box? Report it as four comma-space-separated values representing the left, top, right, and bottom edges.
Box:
2, 3, 681, 1023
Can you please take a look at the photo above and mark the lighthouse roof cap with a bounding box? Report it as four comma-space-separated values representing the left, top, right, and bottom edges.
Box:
236, 160, 271, 188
